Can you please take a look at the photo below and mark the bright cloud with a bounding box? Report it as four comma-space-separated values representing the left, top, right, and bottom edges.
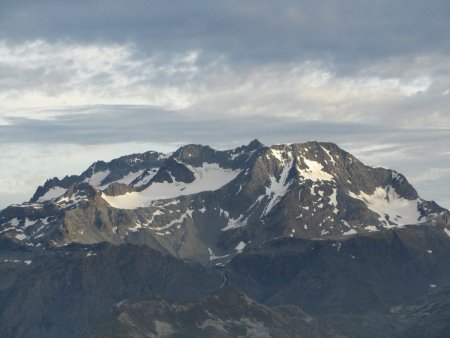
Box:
1, 40, 448, 130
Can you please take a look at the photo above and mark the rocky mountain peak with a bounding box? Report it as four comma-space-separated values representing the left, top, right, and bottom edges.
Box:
2, 140, 450, 338
173, 144, 216, 165
1, 141, 449, 266
246, 138, 264, 150
150, 158, 196, 184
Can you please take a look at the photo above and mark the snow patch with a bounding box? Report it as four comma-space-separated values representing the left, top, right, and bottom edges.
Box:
270, 148, 290, 162
56, 191, 90, 208
158, 152, 172, 160
24, 218, 37, 228
320, 146, 336, 165
348, 186, 424, 226
143, 209, 165, 224
444, 228, 450, 237
85, 170, 110, 188
9, 218, 20, 227
128, 222, 143, 232
132, 169, 158, 187
3, 259, 32, 265
235, 241, 247, 252
102, 163, 240, 209
343, 229, 357, 236
37, 187, 67, 202
248, 195, 265, 211
222, 214, 247, 231
151, 209, 193, 231
391, 171, 405, 183
329, 188, 338, 214
229, 149, 245, 160
15, 233, 27, 240
262, 158, 293, 216
208, 248, 230, 261
364, 225, 378, 232
114, 170, 145, 185
297, 158, 334, 182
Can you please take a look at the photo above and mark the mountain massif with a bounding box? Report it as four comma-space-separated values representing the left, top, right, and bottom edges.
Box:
1, 140, 449, 337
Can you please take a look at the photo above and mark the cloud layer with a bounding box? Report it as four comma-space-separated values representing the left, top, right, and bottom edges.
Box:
1, 0, 449, 65
1, 40, 449, 128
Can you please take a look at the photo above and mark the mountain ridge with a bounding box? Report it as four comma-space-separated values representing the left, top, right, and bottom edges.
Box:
1, 140, 449, 265
1, 140, 450, 338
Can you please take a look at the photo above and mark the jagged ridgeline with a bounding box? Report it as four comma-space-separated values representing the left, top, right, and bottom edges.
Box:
1, 140, 448, 264
1, 140, 450, 338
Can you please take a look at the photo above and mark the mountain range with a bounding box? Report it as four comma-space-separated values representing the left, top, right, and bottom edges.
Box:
1, 140, 449, 337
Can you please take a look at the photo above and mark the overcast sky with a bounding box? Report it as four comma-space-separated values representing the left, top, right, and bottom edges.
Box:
0, 0, 449, 209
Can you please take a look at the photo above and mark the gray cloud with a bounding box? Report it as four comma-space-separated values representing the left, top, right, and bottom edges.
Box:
1, 0, 449, 71
1, 40, 447, 128
1, 105, 448, 155
0, 105, 379, 144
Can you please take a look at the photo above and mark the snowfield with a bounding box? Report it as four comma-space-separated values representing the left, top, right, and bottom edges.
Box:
102, 163, 241, 209
348, 186, 424, 226
37, 187, 67, 202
